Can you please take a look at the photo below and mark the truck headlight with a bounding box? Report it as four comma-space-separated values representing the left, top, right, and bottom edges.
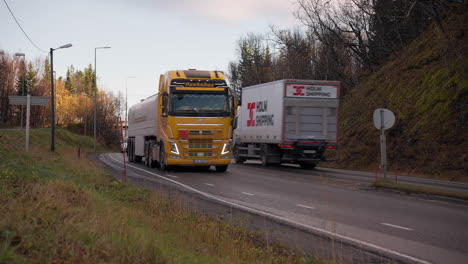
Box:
168, 140, 179, 154
221, 140, 232, 155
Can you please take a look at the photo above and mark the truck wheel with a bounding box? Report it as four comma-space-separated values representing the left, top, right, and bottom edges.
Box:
149, 147, 157, 168
159, 143, 167, 171
215, 165, 228, 172
261, 153, 269, 166
144, 142, 149, 167
128, 139, 134, 162
260, 144, 270, 167
233, 145, 245, 164
135, 155, 142, 163
300, 163, 316, 169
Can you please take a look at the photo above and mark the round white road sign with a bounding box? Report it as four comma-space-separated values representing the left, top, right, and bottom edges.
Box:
373, 108, 395, 130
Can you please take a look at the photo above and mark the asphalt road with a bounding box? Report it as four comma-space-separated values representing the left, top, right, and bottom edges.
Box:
100, 153, 468, 264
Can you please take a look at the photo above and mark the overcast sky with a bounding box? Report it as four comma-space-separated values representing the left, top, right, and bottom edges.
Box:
1, 0, 299, 107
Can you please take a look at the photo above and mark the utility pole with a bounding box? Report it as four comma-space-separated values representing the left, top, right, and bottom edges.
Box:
50, 44, 72, 152
50, 48, 55, 151
125, 76, 136, 138
15, 53, 25, 129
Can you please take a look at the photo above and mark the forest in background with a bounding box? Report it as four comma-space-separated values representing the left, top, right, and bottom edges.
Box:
228, 0, 457, 100
0, 53, 122, 146
227, 0, 466, 179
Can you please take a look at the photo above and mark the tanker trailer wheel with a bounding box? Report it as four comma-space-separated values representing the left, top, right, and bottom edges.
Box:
144, 142, 149, 167
126, 139, 131, 161
159, 142, 167, 171
215, 165, 228, 172
149, 140, 158, 168
127, 139, 133, 162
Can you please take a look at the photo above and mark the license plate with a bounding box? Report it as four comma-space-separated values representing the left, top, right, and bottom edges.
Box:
303, 150, 316, 154
194, 159, 208, 163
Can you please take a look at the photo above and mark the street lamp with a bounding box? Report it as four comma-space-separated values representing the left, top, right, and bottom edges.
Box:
94, 46, 111, 152
50, 43, 72, 152
125, 76, 136, 138
15, 53, 25, 129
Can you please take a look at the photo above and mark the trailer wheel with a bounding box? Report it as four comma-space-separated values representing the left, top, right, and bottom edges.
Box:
149, 140, 157, 168
233, 145, 245, 164
127, 139, 133, 162
144, 142, 149, 167
215, 165, 228, 172
260, 144, 269, 167
129, 139, 135, 162
300, 163, 316, 169
135, 155, 142, 163
126, 139, 131, 161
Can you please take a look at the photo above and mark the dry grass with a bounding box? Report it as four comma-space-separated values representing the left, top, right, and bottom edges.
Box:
0, 129, 318, 264
331, 11, 467, 182
373, 178, 468, 201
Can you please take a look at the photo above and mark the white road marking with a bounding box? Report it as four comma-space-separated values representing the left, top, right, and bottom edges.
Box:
241, 192, 254, 196
104, 154, 431, 264
166, 174, 178, 178
296, 204, 315, 210
381, 223, 414, 231
205, 183, 214, 186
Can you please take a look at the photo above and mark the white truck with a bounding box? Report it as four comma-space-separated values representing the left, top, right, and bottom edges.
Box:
233, 79, 340, 169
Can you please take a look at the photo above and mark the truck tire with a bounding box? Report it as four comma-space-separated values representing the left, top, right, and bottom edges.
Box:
300, 163, 316, 169
127, 140, 131, 161
135, 155, 142, 163
215, 165, 228, 172
260, 144, 269, 167
144, 142, 149, 167
159, 142, 167, 171
261, 153, 269, 166
233, 145, 245, 164
127, 140, 133, 162
148, 140, 158, 168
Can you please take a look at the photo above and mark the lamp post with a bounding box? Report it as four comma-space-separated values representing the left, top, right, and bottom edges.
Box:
125, 76, 136, 138
14, 53, 25, 129
94, 46, 111, 152
50, 43, 72, 152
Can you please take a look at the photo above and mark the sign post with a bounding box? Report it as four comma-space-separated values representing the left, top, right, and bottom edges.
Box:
373, 108, 395, 179
26, 95, 30, 150
9, 95, 49, 150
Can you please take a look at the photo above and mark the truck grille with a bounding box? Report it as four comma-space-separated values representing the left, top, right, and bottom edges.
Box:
188, 139, 213, 144
189, 130, 213, 135
188, 152, 213, 157
189, 144, 213, 149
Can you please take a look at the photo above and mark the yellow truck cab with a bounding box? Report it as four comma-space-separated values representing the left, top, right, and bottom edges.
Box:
127, 70, 234, 172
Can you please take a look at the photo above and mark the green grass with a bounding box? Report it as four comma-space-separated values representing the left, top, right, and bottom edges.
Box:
373, 179, 468, 201
0, 129, 316, 264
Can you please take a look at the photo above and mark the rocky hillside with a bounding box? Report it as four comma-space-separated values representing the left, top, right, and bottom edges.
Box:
334, 10, 467, 181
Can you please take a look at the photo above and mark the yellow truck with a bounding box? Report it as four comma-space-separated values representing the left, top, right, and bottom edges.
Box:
127, 70, 234, 172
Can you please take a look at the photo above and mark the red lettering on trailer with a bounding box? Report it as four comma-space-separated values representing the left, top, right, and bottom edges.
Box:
247, 102, 256, 127
293, 86, 305, 96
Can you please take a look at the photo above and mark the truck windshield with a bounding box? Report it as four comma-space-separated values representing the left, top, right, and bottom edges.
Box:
169, 93, 231, 117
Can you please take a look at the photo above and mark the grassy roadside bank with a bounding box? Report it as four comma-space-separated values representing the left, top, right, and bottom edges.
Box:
0, 129, 313, 263
373, 179, 468, 201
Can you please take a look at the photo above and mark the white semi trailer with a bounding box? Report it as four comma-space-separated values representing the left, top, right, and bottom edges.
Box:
233, 79, 340, 169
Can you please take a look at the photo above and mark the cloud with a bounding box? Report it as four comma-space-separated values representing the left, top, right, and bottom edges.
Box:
187, 0, 295, 22
124, 0, 295, 23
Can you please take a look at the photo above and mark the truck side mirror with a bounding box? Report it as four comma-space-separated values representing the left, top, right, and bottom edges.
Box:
233, 115, 238, 130
161, 93, 168, 117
